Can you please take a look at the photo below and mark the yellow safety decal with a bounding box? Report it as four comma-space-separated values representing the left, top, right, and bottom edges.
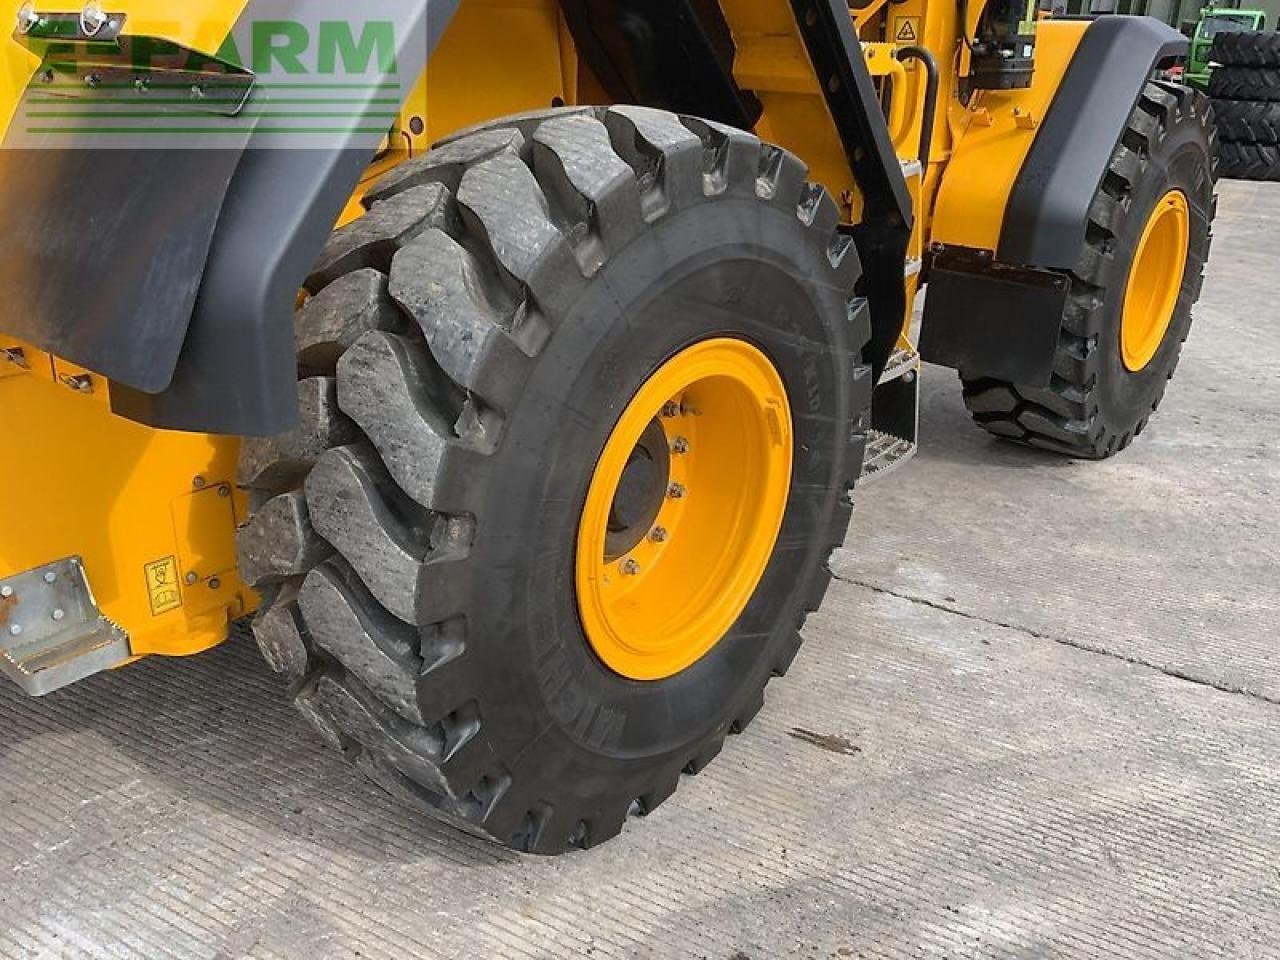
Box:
144, 558, 183, 617
894, 17, 921, 43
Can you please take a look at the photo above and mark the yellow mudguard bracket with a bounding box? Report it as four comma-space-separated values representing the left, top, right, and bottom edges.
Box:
930, 19, 1090, 253
0, 338, 253, 677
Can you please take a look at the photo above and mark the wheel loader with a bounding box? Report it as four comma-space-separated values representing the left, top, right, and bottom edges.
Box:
0, 0, 1215, 853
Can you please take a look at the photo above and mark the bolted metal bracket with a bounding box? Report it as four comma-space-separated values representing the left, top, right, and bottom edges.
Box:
15, 4, 125, 43
0, 557, 131, 697
13, 7, 255, 117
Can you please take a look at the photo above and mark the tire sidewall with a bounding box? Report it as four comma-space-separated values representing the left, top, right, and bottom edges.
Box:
1095, 107, 1214, 433
454, 197, 860, 792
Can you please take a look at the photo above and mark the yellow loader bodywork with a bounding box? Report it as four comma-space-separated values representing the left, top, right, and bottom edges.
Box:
1, 0, 577, 664
0, 0, 1212, 853
0, 0, 253, 661
0, 0, 1189, 673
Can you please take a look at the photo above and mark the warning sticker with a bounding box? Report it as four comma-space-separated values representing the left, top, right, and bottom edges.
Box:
144, 557, 183, 616
894, 16, 921, 42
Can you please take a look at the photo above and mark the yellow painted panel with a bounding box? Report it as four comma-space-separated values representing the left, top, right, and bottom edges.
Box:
171, 484, 241, 620
0, 341, 251, 660
931, 20, 1090, 252
425, 0, 567, 143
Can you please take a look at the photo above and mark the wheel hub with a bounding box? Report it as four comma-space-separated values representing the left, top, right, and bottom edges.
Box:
576, 338, 793, 682
605, 420, 670, 561
1121, 189, 1191, 373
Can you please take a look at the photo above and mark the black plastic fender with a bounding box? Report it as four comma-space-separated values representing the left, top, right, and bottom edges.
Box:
0, 0, 458, 436
998, 15, 1188, 269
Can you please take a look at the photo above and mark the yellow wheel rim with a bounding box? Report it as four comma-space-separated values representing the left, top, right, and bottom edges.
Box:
1121, 189, 1190, 373
575, 338, 793, 681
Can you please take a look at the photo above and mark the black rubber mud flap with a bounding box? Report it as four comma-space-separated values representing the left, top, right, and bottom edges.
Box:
919, 250, 1070, 387
0, 148, 243, 393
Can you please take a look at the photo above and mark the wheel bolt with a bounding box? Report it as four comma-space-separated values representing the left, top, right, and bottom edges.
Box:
671, 437, 689, 455
660, 401, 681, 418
619, 558, 641, 576
649, 526, 668, 543
667, 483, 686, 499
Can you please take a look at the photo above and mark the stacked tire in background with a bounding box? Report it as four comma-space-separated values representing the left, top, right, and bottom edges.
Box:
1209, 31, 1280, 180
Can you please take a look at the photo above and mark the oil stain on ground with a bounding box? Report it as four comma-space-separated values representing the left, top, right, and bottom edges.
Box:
787, 728, 861, 756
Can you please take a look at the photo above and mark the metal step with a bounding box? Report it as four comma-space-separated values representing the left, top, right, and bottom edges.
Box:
860, 349, 921, 485
861, 429, 918, 481
880, 347, 921, 385
0, 557, 130, 697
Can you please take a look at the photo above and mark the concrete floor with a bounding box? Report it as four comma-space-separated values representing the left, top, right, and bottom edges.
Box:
1, 181, 1278, 960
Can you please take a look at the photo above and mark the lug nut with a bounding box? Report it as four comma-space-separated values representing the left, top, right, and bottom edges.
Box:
649, 526, 668, 543
660, 401, 681, 418
43, 571, 56, 584
1, 586, 12, 599
52, 609, 65, 622
667, 483, 686, 499
671, 437, 689, 455
9, 625, 21, 637
619, 558, 641, 576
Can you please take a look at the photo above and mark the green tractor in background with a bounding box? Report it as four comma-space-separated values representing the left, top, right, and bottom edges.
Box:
1184, 5, 1271, 88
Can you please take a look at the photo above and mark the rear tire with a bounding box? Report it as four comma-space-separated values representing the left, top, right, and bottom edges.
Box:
961, 83, 1216, 458
236, 107, 871, 854
1211, 98, 1280, 143
1216, 140, 1280, 179
1209, 31, 1280, 69
1209, 66, 1280, 102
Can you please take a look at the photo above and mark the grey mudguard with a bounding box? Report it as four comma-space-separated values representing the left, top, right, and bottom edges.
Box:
0, 0, 459, 434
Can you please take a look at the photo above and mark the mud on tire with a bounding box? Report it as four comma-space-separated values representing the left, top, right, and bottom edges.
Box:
235, 107, 872, 854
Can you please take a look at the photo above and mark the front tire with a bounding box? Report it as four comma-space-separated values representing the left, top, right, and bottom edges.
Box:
236, 107, 871, 853
962, 82, 1217, 458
